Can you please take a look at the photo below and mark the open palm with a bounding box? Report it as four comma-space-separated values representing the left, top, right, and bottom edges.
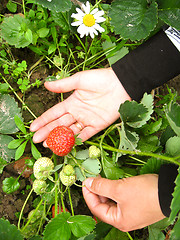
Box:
30, 68, 130, 144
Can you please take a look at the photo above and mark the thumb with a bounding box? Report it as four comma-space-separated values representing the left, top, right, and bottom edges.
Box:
83, 177, 120, 202
44, 73, 80, 93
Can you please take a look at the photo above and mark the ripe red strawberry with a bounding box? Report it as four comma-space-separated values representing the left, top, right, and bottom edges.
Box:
52, 205, 69, 218
46, 126, 75, 156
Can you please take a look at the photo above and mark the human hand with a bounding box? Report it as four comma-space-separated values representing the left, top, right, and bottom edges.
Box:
30, 68, 131, 144
82, 175, 165, 232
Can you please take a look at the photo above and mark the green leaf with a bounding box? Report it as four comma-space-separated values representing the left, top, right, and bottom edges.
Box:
25, 28, 33, 43
160, 125, 176, 146
0, 157, 8, 174
137, 135, 159, 152
0, 93, 23, 134
51, 11, 70, 31
1, 15, 32, 48
159, 9, 180, 30
43, 212, 71, 240
102, 40, 129, 65
142, 118, 162, 136
140, 157, 164, 175
170, 167, 180, 221
148, 218, 170, 240
8, 139, 25, 149
158, 0, 180, 30
94, 222, 112, 240
37, 28, 49, 38
31, 141, 42, 160
119, 103, 147, 128
35, 0, 72, 13
82, 158, 101, 176
165, 136, 180, 157
165, 102, 180, 137
119, 123, 139, 152
0, 83, 9, 93
109, 0, 158, 40
2, 177, 20, 194
6, 0, 17, 13
0, 218, 23, 240
29, 236, 43, 240
69, 215, 96, 238
119, 93, 153, 129
75, 158, 101, 182
0, 135, 16, 162
76, 149, 89, 160
102, 152, 124, 180
48, 44, 57, 55
14, 115, 26, 134
15, 140, 28, 161
104, 227, 129, 240
170, 216, 180, 239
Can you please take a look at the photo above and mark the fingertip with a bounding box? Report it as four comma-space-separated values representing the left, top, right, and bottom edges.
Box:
83, 178, 94, 190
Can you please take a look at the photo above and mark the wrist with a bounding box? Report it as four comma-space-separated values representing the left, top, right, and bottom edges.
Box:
108, 67, 131, 103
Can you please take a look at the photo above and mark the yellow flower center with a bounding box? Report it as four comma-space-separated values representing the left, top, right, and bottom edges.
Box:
83, 14, 95, 27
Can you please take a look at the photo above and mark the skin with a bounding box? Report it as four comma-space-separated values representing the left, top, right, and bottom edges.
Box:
30, 67, 165, 231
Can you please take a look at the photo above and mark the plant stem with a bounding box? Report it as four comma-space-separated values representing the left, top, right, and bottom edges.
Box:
53, 154, 59, 218
18, 188, 33, 230
68, 187, 74, 216
22, 0, 26, 17
60, 184, 66, 213
21, 198, 44, 232
126, 232, 133, 240
85, 141, 180, 166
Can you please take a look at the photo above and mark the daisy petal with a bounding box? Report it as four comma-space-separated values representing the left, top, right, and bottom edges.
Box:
84, 1, 90, 14
76, 8, 85, 16
95, 17, 106, 23
94, 23, 105, 33
94, 10, 105, 18
71, 21, 82, 27
91, 8, 98, 15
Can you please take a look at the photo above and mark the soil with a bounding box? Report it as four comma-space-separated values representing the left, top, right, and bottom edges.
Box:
0, 1, 179, 239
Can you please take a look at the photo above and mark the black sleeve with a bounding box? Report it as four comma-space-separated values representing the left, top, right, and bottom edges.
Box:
112, 30, 180, 217
112, 30, 180, 101
158, 164, 178, 217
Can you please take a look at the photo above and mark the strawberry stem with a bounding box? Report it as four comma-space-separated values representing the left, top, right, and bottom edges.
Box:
68, 187, 74, 216
53, 154, 59, 218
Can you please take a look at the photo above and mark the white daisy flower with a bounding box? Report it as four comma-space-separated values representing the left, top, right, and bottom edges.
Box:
71, 1, 106, 38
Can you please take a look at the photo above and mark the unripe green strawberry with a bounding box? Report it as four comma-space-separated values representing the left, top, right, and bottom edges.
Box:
59, 166, 76, 187
28, 209, 41, 223
33, 179, 47, 195
63, 164, 75, 176
46, 126, 75, 156
89, 145, 101, 159
33, 157, 54, 180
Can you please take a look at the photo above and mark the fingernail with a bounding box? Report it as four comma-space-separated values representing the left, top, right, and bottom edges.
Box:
84, 178, 93, 189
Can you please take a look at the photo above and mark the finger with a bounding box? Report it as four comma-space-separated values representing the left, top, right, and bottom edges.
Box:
83, 177, 120, 202
82, 185, 119, 226
44, 73, 79, 93
32, 113, 76, 143
77, 126, 100, 142
30, 101, 68, 132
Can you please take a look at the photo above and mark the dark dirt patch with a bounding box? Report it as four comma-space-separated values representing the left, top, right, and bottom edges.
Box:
0, 163, 33, 225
